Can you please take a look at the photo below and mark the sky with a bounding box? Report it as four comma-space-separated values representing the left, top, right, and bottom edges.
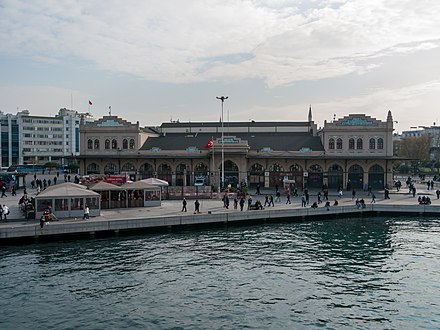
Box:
1, 0, 440, 133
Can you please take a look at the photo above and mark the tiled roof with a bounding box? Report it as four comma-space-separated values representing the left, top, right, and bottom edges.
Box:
140, 132, 324, 151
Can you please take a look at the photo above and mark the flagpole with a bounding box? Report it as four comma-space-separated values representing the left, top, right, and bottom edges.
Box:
212, 136, 215, 192
216, 96, 228, 192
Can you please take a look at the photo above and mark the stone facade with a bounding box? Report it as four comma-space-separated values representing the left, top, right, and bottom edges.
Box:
77, 110, 395, 192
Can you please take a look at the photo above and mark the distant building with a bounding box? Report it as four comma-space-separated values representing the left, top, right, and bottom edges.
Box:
0, 108, 93, 168
77, 109, 395, 191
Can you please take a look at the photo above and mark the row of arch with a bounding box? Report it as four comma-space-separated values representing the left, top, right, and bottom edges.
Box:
329, 137, 384, 150
86, 161, 386, 189
87, 138, 135, 150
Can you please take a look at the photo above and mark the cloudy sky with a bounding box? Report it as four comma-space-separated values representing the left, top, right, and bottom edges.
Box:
1, 0, 439, 132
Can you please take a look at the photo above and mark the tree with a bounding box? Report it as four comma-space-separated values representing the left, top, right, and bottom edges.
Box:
399, 135, 433, 173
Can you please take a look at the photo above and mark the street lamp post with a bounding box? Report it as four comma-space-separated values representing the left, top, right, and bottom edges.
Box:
216, 96, 228, 192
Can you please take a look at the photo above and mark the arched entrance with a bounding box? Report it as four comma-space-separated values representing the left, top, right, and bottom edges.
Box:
307, 164, 323, 188
139, 163, 154, 179
287, 164, 303, 189
348, 164, 364, 189
175, 163, 189, 186
104, 162, 118, 175
220, 160, 239, 188
327, 164, 343, 189
157, 163, 172, 185
249, 163, 265, 188
368, 164, 384, 189
269, 163, 284, 188
194, 162, 209, 186
86, 163, 100, 175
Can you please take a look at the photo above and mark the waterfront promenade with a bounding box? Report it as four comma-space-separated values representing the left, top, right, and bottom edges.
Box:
1, 176, 440, 242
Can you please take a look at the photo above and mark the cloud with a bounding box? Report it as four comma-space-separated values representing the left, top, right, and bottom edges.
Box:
1, 0, 440, 87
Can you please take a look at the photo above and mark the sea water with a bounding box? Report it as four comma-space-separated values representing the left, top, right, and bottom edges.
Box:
1, 216, 440, 329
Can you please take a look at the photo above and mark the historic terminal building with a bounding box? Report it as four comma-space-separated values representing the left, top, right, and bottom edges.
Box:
77, 109, 395, 191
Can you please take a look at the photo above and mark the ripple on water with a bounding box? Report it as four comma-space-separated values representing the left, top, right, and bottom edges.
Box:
1, 216, 440, 329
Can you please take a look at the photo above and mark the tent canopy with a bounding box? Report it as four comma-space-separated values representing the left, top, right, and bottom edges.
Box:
90, 181, 124, 191
141, 178, 169, 187
36, 182, 99, 198
121, 181, 160, 190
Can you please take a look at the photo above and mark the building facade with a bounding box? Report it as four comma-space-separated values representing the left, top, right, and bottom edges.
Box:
0, 108, 92, 168
77, 110, 395, 192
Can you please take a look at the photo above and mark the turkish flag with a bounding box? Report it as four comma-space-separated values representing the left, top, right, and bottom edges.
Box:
204, 139, 213, 148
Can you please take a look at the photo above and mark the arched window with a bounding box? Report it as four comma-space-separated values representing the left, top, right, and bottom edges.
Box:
86, 163, 100, 174
112, 139, 118, 149
104, 163, 117, 174
309, 164, 323, 172
105, 139, 110, 149
369, 138, 376, 149
329, 138, 335, 150
356, 138, 363, 149
129, 139, 135, 149
122, 139, 128, 149
349, 138, 355, 150
336, 138, 343, 149
94, 139, 100, 149
121, 163, 135, 172
377, 138, 384, 149
269, 163, 284, 172
289, 163, 303, 172
87, 139, 93, 149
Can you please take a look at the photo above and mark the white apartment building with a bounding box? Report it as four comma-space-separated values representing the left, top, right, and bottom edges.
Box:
0, 108, 92, 168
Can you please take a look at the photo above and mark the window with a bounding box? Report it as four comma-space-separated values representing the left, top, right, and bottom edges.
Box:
105, 139, 110, 149
377, 138, 384, 149
369, 138, 375, 149
112, 139, 117, 149
94, 139, 100, 149
349, 138, 355, 150
356, 138, 363, 149
87, 139, 93, 149
129, 138, 135, 149
122, 139, 128, 149
336, 138, 342, 149
329, 138, 335, 149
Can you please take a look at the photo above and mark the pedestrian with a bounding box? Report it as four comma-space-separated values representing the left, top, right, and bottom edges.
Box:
384, 188, 390, 199
427, 181, 430, 190
352, 189, 356, 200
83, 205, 90, 220
317, 191, 322, 204
286, 192, 291, 204
239, 198, 245, 211
301, 193, 307, 207
54, 177, 57, 185
436, 189, 440, 199
431, 180, 434, 190
233, 198, 238, 210
247, 197, 252, 210
224, 195, 230, 209
1, 185, 7, 198
0, 205, 3, 221
3, 205, 9, 220
338, 189, 343, 199
256, 184, 260, 195
412, 187, 416, 198
371, 192, 376, 203
264, 195, 269, 207
325, 201, 331, 211
194, 199, 200, 214
269, 195, 274, 207
181, 198, 187, 212
11, 185, 16, 196
275, 191, 281, 202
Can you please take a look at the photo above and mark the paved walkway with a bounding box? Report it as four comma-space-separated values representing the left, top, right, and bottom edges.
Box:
1, 173, 439, 225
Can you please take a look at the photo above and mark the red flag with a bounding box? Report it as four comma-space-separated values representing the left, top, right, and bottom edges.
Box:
88, 100, 93, 105
204, 139, 213, 149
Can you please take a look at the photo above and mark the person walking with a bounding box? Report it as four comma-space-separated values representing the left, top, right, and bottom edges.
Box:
194, 199, 200, 214
3, 205, 9, 221
83, 205, 90, 220
181, 198, 187, 212
301, 193, 307, 207
286, 192, 291, 204
1, 185, 7, 198
371, 192, 376, 203
317, 191, 322, 204
239, 198, 245, 211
